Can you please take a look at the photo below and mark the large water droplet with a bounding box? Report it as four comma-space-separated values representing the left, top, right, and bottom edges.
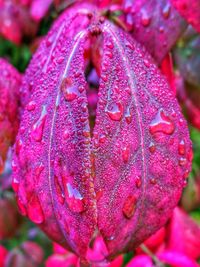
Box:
61, 78, 79, 101
106, 102, 123, 121
27, 195, 44, 224
149, 109, 175, 135
122, 195, 137, 219
66, 183, 84, 213
135, 176, 142, 188
32, 106, 47, 142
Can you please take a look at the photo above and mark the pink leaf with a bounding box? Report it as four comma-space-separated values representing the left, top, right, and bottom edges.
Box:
122, 0, 187, 63
12, 2, 192, 262
167, 207, 200, 260
170, 0, 200, 33
0, 58, 21, 174
30, 0, 53, 21
157, 250, 200, 267
126, 255, 153, 267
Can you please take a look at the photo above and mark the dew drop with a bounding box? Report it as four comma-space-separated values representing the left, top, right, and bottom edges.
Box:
27, 100, 36, 111
66, 183, 84, 213
54, 175, 65, 205
106, 102, 123, 121
150, 178, 157, 185
61, 78, 79, 101
27, 195, 44, 224
125, 107, 132, 124
35, 163, 44, 181
149, 109, 175, 135
135, 176, 142, 188
122, 145, 130, 163
12, 176, 20, 193
149, 142, 156, 153
32, 106, 47, 142
178, 140, 185, 155
162, 3, 171, 19
141, 10, 151, 26
123, 195, 136, 219
179, 157, 187, 166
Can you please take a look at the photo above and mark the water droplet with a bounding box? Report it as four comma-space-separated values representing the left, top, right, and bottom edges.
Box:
17, 197, 27, 216
150, 178, 157, 185
178, 140, 185, 155
135, 176, 142, 188
122, 145, 130, 163
106, 102, 123, 121
66, 183, 84, 213
32, 106, 47, 142
11, 160, 17, 171
61, 78, 79, 101
149, 142, 156, 153
27, 101, 36, 111
149, 109, 175, 135
144, 59, 150, 67
179, 157, 187, 166
54, 175, 65, 205
162, 3, 171, 19
141, 10, 151, 26
12, 176, 20, 193
99, 134, 106, 143
125, 107, 132, 124
27, 195, 44, 224
123, 195, 136, 219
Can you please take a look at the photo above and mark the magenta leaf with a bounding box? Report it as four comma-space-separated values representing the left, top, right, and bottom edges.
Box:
167, 207, 200, 260
0, 0, 38, 44
122, 0, 187, 63
12, 3, 192, 262
0, 58, 21, 174
170, 0, 200, 33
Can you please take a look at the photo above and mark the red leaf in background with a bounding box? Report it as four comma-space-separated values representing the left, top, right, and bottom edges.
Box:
0, 193, 21, 239
126, 254, 153, 267
5, 241, 44, 267
157, 251, 200, 267
12, 2, 192, 263
45, 254, 78, 267
170, 0, 200, 33
29, 0, 53, 22
167, 207, 200, 260
0, 245, 8, 267
181, 173, 200, 212
122, 0, 187, 64
176, 73, 200, 130
0, 58, 21, 174
0, 0, 38, 44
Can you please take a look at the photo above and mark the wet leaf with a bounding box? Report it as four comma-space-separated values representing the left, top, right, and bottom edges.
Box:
122, 0, 187, 63
12, 2, 192, 262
